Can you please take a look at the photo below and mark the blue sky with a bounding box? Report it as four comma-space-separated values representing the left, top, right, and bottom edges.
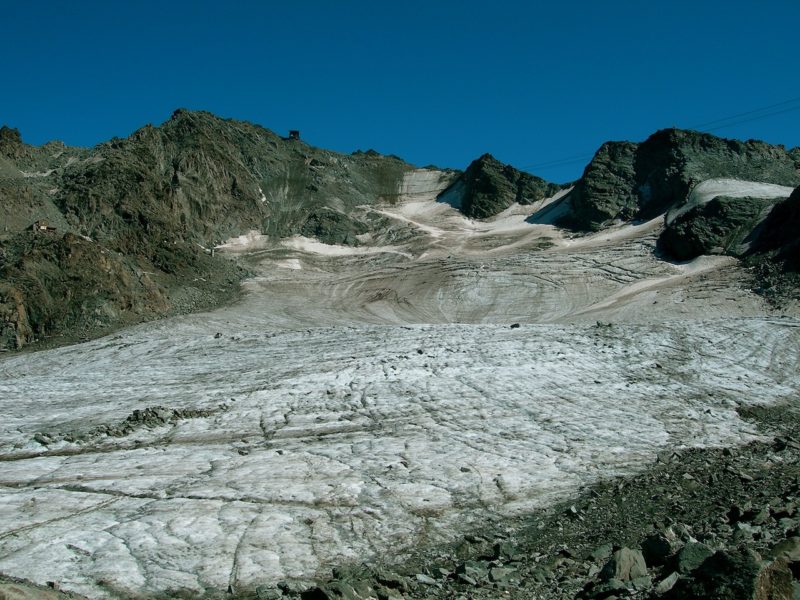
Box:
3, 0, 799, 182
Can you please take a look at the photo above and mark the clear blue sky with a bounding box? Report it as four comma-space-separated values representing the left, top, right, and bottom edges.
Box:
3, 0, 799, 183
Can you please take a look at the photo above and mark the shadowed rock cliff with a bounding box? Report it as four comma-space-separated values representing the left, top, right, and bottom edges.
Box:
566, 129, 800, 231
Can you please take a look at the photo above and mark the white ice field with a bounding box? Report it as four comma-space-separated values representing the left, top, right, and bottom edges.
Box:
1, 171, 798, 598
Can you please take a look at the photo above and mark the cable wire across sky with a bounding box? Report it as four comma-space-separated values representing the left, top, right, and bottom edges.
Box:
691, 95, 800, 132
522, 94, 800, 174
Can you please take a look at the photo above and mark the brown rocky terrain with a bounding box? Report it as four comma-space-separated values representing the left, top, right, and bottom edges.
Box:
0, 112, 415, 351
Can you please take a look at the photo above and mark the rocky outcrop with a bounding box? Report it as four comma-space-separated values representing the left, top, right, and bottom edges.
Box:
0, 126, 25, 160
753, 186, 800, 271
445, 153, 563, 219
658, 195, 780, 261
299, 207, 369, 246
0, 231, 170, 348
564, 141, 639, 228
665, 549, 794, 599
656, 184, 800, 305
567, 129, 800, 230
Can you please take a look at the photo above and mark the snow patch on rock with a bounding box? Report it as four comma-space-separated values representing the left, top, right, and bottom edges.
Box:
666, 178, 795, 225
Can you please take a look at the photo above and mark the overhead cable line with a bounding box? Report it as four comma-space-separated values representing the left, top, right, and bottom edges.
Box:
690, 95, 800, 131
519, 153, 594, 171
697, 103, 800, 133
519, 94, 800, 173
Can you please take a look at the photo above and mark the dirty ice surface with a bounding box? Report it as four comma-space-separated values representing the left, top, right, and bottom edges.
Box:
1, 170, 799, 598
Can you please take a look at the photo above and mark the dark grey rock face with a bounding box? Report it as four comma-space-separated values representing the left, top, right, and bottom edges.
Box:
754, 186, 800, 271
566, 129, 800, 231
658, 195, 779, 261
447, 153, 563, 219
666, 549, 794, 599
566, 141, 639, 229
299, 208, 369, 246
55, 109, 410, 253
0, 126, 24, 159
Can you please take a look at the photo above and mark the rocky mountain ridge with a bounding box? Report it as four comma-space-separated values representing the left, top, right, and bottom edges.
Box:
0, 111, 418, 350
1, 112, 799, 351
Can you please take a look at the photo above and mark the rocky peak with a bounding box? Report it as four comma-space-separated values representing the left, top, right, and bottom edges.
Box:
449, 153, 563, 219
170, 107, 191, 121
164, 108, 223, 131
0, 125, 26, 160
566, 128, 800, 230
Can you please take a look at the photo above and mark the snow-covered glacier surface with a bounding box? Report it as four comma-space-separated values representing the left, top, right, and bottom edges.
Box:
1, 317, 799, 597
1, 172, 799, 598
